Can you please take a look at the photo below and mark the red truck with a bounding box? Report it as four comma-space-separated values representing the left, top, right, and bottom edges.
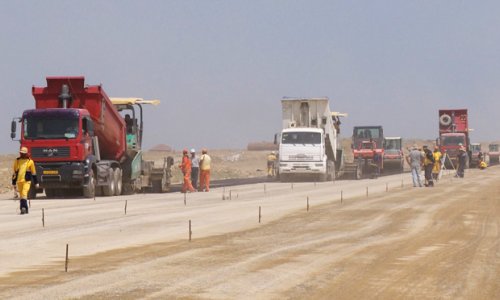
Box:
11, 76, 173, 198
438, 109, 471, 168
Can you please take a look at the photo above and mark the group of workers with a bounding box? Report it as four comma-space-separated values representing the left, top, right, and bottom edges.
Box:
179, 148, 211, 193
407, 144, 444, 187
407, 143, 488, 188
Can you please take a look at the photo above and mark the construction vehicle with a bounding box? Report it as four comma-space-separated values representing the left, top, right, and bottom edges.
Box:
438, 109, 471, 168
10, 76, 173, 198
383, 137, 404, 173
352, 126, 384, 176
487, 143, 499, 165
275, 97, 361, 182
469, 143, 483, 168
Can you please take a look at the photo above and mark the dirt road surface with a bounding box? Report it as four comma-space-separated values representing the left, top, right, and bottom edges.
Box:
0, 167, 499, 299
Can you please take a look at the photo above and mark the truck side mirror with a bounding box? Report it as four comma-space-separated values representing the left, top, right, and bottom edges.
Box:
10, 120, 17, 139
273, 133, 278, 145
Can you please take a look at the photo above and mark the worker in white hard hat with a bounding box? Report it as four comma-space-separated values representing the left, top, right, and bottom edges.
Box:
267, 151, 277, 177
12, 146, 38, 214
190, 148, 200, 189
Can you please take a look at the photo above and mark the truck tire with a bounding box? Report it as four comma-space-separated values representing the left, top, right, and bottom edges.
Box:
279, 174, 289, 182
354, 165, 362, 180
152, 180, 162, 193
319, 173, 327, 182
327, 160, 336, 181
83, 170, 96, 198
102, 169, 115, 196
45, 188, 56, 198
114, 168, 122, 196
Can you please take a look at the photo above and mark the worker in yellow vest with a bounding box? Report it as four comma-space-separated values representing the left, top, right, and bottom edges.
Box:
12, 147, 38, 214
267, 151, 277, 177
199, 149, 211, 192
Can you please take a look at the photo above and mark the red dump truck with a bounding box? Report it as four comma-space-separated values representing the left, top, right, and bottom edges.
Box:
438, 109, 471, 168
11, 76, 173, 198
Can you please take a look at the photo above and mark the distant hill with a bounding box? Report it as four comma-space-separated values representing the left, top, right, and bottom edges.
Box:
149, 144, 173, 152
247, 141, 278, 151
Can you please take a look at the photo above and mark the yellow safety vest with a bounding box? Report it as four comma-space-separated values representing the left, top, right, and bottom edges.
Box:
13, 157, 36, 183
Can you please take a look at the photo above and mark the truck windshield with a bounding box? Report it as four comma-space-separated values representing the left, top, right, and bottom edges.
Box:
471, 145, 481, 152
442, 136, 465, 146
24, 117, 79, 140
282, 132, 321, 144
354, 128, 381, 139
384, 140, 401, 150
489, 144, 499, 152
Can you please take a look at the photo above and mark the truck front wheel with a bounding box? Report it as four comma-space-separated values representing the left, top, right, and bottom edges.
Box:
83, 170, 96, 198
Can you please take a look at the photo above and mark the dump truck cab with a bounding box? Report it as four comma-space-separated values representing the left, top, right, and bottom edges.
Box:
18, 108, 96, 196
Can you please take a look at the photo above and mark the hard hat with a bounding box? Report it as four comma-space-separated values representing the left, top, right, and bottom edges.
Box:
190, 148, 195, 153
183, 149, 188, 154
19, 146, 28, 154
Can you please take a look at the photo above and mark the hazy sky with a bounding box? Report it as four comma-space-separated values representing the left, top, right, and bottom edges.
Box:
2, 1, 499, 154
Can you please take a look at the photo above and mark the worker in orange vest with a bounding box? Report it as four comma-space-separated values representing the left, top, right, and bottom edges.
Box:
199, 149, 212, 192
12, 146, 38, 214
179, 149, 195, 193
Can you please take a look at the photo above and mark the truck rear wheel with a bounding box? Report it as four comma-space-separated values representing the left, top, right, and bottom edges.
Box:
279, 174, 289, 182
114, 168, 122, 196
152, 180, 162, 193
319, 174, 327, 182
327, 160, 336, 181
83, 170, 96, 198
102, 169, 116, 196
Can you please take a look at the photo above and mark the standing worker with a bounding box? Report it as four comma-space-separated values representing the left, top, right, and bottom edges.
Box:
266, 151, 277, 177
432, 146, 442, 181
199, 149, 211, 192
422, 145, 435, 187
406, 144, 423, 187
12, 146, 38, 214
456, 146, 467, 178
179, 149, 195, 193
190, 149, 199, 190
